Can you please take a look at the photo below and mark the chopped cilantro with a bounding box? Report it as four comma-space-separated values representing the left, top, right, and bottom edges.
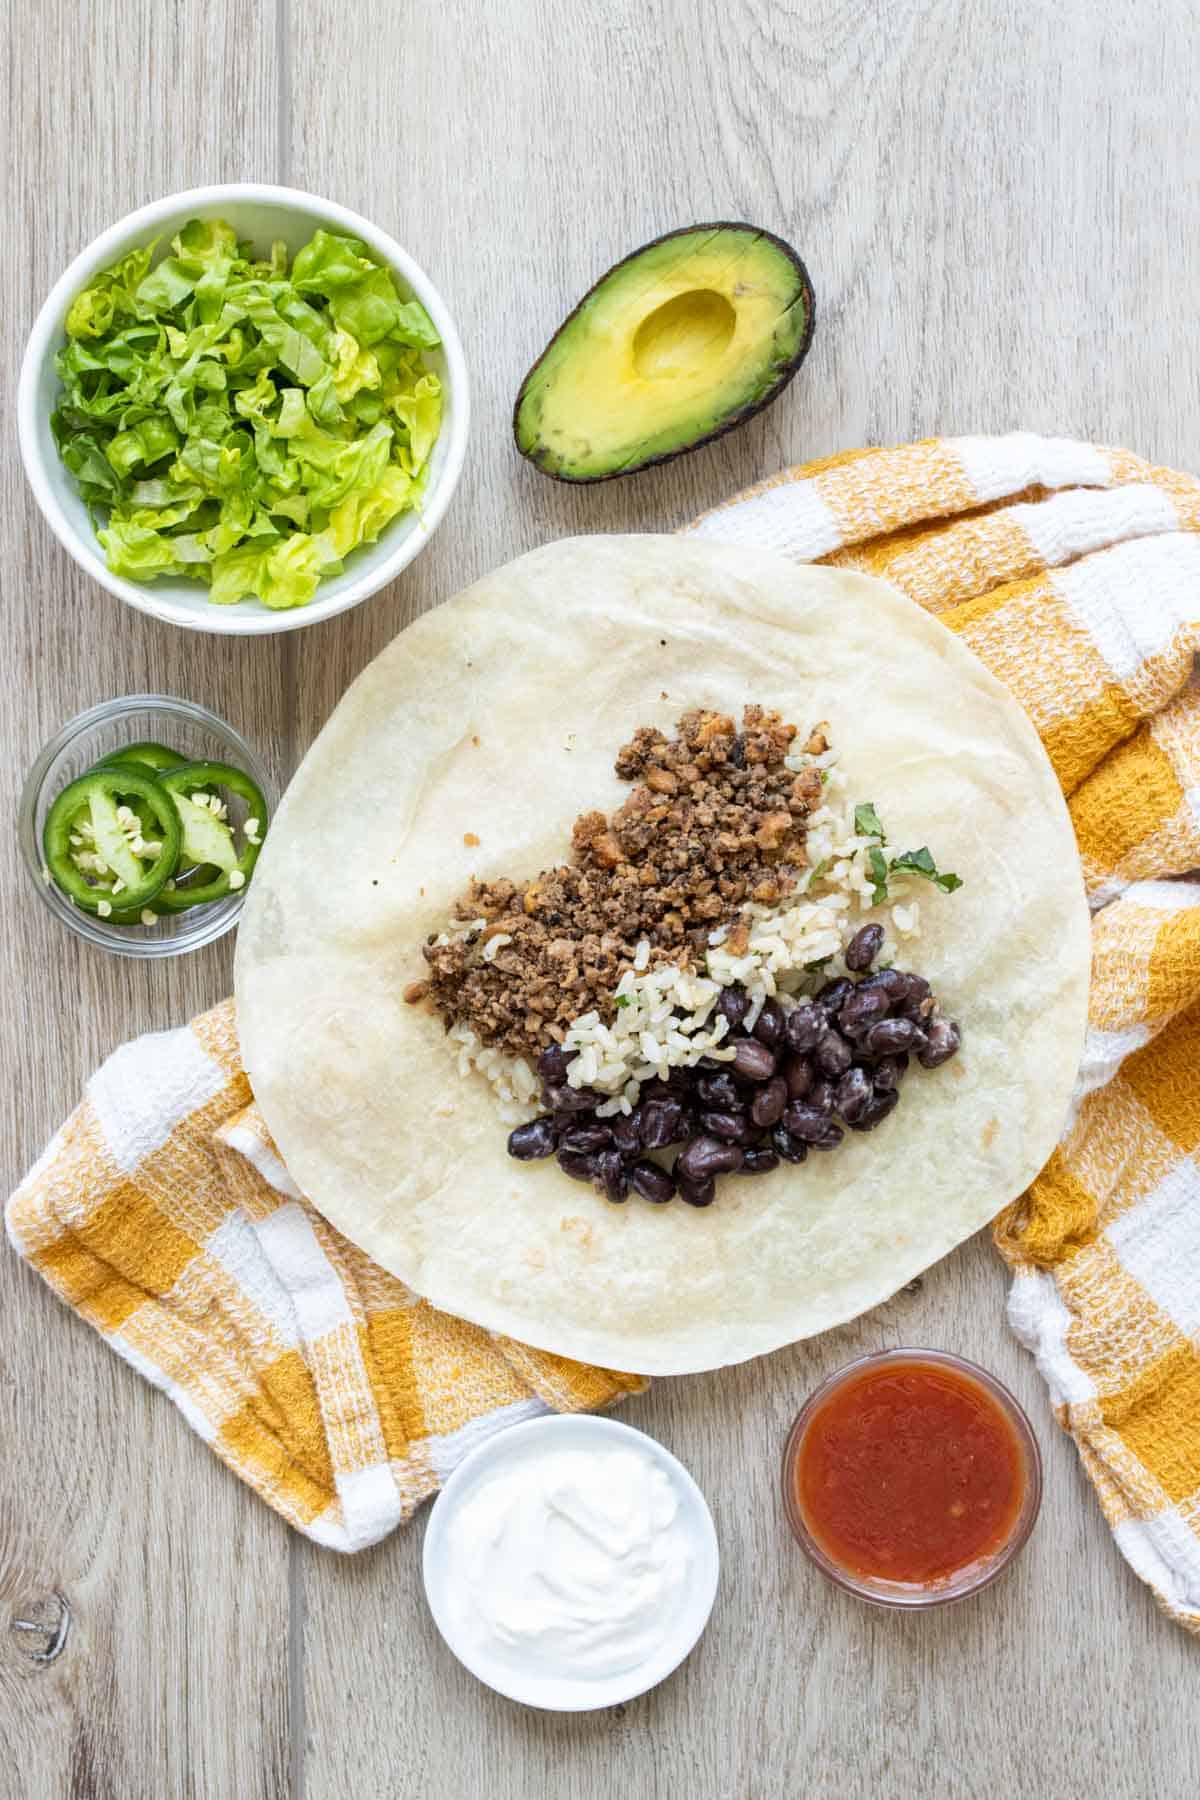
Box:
614, 993, 633, 1008
861, 837, 964, 907
890, 846, 964, 894
854, 801, 886, 841
867, 846, 890, 906
890, 846, 936, 877
803, 955, 833, 973
806, 857, 830, 888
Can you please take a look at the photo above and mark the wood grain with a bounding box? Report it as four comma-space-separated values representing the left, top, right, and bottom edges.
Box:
2, 0, 1199, 1795
0, 4, 291, 1797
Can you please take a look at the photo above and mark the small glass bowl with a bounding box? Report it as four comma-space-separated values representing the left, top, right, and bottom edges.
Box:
18, 694, 275, 959
781, 1347, 1043, 1610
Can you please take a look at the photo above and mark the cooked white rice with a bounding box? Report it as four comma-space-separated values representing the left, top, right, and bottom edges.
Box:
563, 964, 736, 1117
446, 730, 941, 1122
447, 1021, 539, 1124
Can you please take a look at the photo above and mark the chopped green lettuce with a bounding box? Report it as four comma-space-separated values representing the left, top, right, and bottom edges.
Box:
52, 220, 443, 609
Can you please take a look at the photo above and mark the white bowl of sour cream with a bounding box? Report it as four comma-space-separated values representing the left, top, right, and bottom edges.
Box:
422, 1413, 719, 1711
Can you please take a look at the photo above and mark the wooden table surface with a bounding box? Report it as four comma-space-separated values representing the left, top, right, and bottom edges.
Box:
3, 2, 1198, 1795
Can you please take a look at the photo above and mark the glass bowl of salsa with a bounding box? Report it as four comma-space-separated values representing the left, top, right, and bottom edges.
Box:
781, 1348, 1042, 1608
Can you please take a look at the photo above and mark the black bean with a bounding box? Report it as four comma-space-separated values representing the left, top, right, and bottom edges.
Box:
770, 1123, 809, 1163
872, 1053, 909, 1092
783, 1102, 833, 1143
816, 977, 854, 1016
750, 1076, 788, 1128
697, 1071, 742, 1111
560, 1122, 613, 1154
730, 1039, 778, 1082
702, 1110, 751, 1143
864, 1017, 920, 1057
630, 1160, 676, 1204
844, 923, 885, 972
785, 1003, 823, 1053
838, 987, 890, 1038
859, 968, 912, 1006
678, 1175, 716, 1207
918, 1016, 962, 1068
641, 1076, 685, 1107
815, 1028, 852, 1078
848, 1088, 900, 1132
782, 1053, 813, 1100
544, 1082, 602, 1114
537, 1043, 572, 1083
807, 1078, 836, 1115
810, 1121, 845, 1150
507, 1117, 558, 1160
718, 985, 751, 1029
903, 972, 931, 1005
753, 998, 786, 1047
610, 1111, 642, 1154
557, 1149, 596, 1182
742, 1146, 781, 1175
594, 1149, 629, 1202
677, 1135, 744, 1182
833, 1065, 873, 1125
639, 1096, 686, 1149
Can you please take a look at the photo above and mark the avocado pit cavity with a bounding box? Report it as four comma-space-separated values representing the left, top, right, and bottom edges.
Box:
632, 289, 737, 381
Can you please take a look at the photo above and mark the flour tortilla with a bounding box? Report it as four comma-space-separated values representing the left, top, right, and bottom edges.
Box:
235, 536, 1089, 1375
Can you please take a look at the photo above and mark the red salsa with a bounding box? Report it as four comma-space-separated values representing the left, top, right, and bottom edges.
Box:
794, 1360, 1026, 1585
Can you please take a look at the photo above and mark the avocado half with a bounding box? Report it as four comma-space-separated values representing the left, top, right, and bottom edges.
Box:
513, 223, 815, 483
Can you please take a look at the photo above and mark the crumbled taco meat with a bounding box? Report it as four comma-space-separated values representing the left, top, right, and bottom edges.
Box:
419, 706, 822, 1061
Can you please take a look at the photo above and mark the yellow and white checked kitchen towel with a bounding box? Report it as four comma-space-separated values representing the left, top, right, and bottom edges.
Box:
5, 1002, 645, 1551
7, 433, 1200, 1626
692, 433, 1200, 1634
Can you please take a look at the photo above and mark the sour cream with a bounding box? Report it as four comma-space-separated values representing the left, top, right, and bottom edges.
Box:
424, 1416, 719, 1708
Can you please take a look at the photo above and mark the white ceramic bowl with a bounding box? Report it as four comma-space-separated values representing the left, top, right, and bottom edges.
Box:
422, 1414, 720, 1711
18, 184, 470, 635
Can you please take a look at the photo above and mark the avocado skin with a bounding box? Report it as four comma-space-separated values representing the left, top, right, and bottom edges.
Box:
513, 222, 816, 484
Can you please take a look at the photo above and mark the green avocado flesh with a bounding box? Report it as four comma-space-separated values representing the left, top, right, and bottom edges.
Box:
513, 225, 814, 482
